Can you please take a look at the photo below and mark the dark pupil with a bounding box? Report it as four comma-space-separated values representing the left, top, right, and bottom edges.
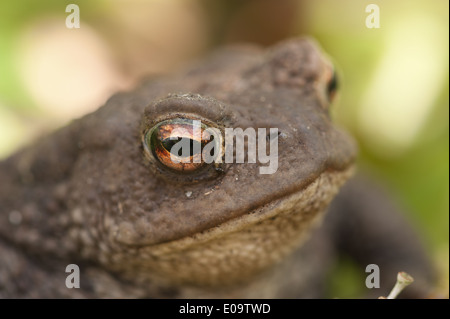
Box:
327, 71, 338, 97
161, 137, 202, 157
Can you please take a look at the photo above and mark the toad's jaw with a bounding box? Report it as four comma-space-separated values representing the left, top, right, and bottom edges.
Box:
109, 166, 354, 287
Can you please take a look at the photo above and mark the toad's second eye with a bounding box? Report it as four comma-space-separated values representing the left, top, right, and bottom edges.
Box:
327, 70, 338, 102
143, 118, 220, 173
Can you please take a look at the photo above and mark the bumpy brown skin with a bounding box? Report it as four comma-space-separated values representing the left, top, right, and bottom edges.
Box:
0, 38, 433, 298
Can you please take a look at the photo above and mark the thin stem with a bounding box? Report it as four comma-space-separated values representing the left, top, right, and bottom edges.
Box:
387, 272, 414, 299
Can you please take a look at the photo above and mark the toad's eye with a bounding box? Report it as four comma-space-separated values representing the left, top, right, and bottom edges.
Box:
327, 70, 338, 102
143, 118, 220, 173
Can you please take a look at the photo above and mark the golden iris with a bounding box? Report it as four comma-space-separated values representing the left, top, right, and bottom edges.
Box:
144, 118, 214, 173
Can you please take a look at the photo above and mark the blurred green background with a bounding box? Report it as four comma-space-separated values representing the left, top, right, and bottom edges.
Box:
0, 0, 448, 297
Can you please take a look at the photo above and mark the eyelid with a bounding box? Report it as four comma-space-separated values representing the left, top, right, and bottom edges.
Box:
141, 94, 235, 133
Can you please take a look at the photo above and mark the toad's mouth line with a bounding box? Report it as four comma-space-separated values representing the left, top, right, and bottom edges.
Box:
137, 165, 355, 254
